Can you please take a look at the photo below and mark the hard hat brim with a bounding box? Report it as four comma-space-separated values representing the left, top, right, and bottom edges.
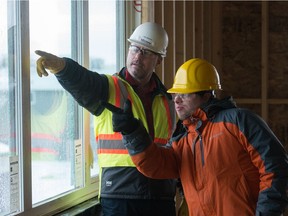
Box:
167, 86, 222, 94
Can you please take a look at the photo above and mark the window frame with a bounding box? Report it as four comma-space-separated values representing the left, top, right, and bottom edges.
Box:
0, 0, 145, 214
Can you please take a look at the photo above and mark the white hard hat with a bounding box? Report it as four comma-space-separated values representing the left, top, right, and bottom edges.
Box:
128, 22, 168, 57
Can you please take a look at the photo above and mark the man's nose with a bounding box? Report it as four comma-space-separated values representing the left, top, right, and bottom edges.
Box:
173, 95, 182, 103
135, 51, 144, 57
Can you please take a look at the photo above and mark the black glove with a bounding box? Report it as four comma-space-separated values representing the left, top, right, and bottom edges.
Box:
101, 99, 139, 134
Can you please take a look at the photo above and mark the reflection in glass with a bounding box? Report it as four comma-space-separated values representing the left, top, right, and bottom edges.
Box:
30, 0, 82, 204
89, 0, 117, 178
0, 1, 20, 214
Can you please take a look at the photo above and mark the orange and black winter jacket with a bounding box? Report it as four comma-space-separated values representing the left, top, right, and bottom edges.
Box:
123, 96, 288, 216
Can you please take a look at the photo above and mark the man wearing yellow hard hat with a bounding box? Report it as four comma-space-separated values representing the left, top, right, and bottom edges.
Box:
104, 58, 288, 216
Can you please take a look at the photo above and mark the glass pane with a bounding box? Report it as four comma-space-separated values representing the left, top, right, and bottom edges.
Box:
30, 0, 82, 204
0, 1, 21, 215
89, 0, 117, 177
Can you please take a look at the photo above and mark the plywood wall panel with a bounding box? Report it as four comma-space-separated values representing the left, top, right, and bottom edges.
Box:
154, 0, 164, 81
163, 1, 174, 87
184, 1, 195, 60
175, 1, 185, 74
268, 1, 288, 99
147, 1, 288, 155
221, 1, 262, 99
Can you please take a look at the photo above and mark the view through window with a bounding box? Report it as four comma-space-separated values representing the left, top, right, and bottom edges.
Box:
0, 0, 121, 214
89, 0, 117, 177
29, 0, 83, 204
0, 1, 21, 214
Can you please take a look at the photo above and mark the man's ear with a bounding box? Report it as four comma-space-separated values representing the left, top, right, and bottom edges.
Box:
215, 90, 229, 99
203, 92, 213, 102
156, 56, 163, 66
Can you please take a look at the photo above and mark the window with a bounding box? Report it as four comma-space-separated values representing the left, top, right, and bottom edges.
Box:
0, 1, 21, 214
0, 0, 129, 215
29, 0, 84, 205
88, 0, 117, 178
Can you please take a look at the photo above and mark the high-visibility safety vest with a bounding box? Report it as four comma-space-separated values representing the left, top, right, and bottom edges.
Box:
94, 74, 176, 198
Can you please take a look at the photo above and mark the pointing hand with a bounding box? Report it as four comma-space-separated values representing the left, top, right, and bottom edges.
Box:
101, 99, 139, 134
35, 50, 66, 77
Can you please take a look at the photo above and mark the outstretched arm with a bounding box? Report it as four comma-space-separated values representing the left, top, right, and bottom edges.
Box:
35, 50, 109, 115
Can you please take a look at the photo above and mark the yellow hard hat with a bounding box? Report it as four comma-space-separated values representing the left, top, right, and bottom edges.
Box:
167, 58, 222, 94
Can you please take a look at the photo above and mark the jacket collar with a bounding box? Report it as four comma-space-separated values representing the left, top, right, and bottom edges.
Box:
118, 67, 172, 100
201, 96, 237, 119
182, 96, 237, 130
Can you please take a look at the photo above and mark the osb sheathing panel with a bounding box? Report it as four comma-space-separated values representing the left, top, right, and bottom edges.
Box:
220, 1, 288, 150
221, 2, 262, 98
268, 2, 288, 152
269, 2, 288, 99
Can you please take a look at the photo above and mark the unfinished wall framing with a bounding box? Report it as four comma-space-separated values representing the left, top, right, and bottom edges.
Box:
146, 0, 288, 153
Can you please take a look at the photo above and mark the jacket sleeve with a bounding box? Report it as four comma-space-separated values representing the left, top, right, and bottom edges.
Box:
238, 109, 288, 215
123, 121, 180, 179
55, 58, 109, 116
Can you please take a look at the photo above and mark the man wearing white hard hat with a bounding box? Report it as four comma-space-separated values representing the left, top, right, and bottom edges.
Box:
35, 22, 177, 216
